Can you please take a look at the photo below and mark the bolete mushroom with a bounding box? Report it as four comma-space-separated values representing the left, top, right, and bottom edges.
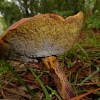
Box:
0, 11, 83, 99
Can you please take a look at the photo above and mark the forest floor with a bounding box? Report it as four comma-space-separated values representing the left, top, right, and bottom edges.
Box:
0, 29, 100, 100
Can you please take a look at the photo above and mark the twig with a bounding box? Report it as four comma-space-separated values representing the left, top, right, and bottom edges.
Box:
68, 88, 100, 100
86, 46, 100, 52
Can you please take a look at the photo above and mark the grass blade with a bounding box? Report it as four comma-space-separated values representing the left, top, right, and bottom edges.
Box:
46, 85, 62, 100
81, 70, 99, 84
29, 68, 51, 100
4, 59, 37, 99
78, 44, 89, 60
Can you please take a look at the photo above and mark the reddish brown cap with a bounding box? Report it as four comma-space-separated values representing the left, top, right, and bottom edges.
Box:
0, 11, 83, 62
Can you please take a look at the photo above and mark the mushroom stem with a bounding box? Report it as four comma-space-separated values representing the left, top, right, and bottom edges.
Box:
42, 56, 76, 100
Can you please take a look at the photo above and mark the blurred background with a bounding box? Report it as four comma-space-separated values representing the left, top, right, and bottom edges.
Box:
0, 0, 100, 36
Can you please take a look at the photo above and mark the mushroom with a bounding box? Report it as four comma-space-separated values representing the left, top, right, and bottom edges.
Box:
0, 11, 83, 99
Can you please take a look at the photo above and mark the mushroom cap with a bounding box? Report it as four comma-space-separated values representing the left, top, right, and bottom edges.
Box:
0, 12, 83, 62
